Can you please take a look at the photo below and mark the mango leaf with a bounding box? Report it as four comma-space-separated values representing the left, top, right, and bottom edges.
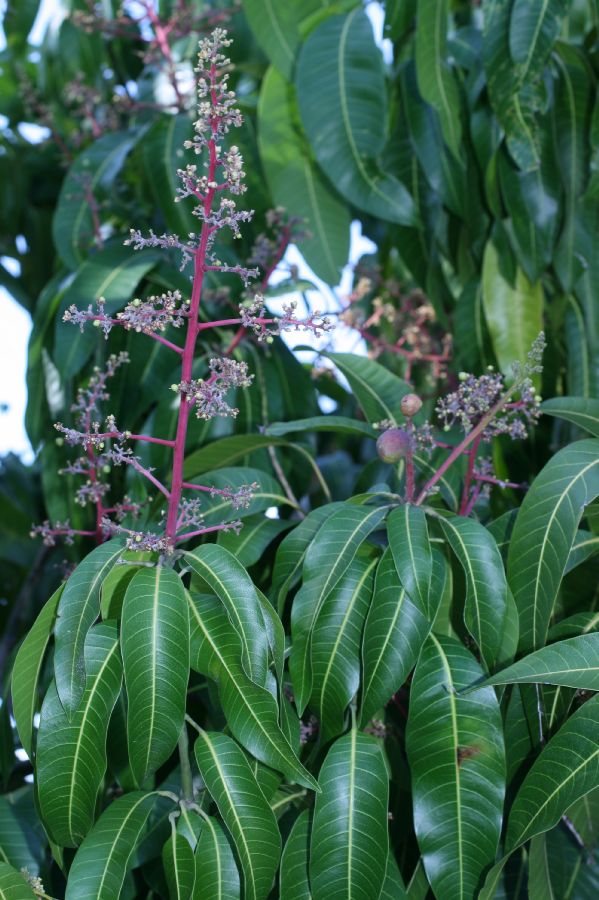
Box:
323, 352, 412, 426
0, 863, 36, 898
380, 854, 407, 899
193, 731, 281, 900
296, 9, 416, 224
469, 633, 599, 692
185, 544, 269, 686
12, 586, 62, 759
439, 515, 509, 671
53, 131, 139, 270
0, 796, 40, 876
265, 416, 376, 439
388, 504, 432, 615
37, 622, 122, 847
508, 439, 599, 651
406, 634, 505, 899
509, 0, 566, 73
183, 435, 285, 478
54, 539, 124, 718
415, 0, 462, 159
163, 828, 195, 900
258, 66, 350, 284
121, 567, 189, 786
482, 240, 544, 384
506, 694, 599, 851
310, 729, 389, 900
279, 809, 311, 900
310, 556, 377, 741
142, 115, 196, 236
290, 504, 387, 713
359, 547, 431, 728
218, 514, 291, 568
244, 0, 299, 78
53, 246, 160, 378
187, 593, 317, 791
65, 792, 157, 899
193, 815, 240, 900
541, 397, 599, 437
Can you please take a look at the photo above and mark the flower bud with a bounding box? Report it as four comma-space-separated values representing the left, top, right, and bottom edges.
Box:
376, 428, 412, 463
400, 393, 423, 418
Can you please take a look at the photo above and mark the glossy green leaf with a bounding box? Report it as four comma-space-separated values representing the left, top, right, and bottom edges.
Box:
415, 0, 462, 159
296, 10, 416, 224
311, 556, 377, 741
541, 396, 599, 437
482, 240, 544, 384
185, 544, 269, 686
508, 439, 599, 651
508, 0, 565, 71
182, 435, 285, 478
323, 352, 412, 426
11, 586, 62, 759
244, 0, 299, 78
37, 622, 122, 847
0, 863, 36, 898
193, 815, 240, 900
121, 567, 189, 786
388, 504, 431, 615
0, 796, 40, 876
406, 634, 505, 899
188, 467, 295, 526
265, 416, 376, 439
218, 515, 291, 568
187, 593, 317, 791
290, 504, 387, 713
54, 539, 124, 718
65, 792, 157, 899
194, 731, 281, 900
359, 547, 431, 728
471, 633, 599, 691
310, 729, 389, 900
380, 854, 407, 900
279, 809, 311, 900
163, 828, 195, 900
439, 514, 509, 670
142, 115, 196, 236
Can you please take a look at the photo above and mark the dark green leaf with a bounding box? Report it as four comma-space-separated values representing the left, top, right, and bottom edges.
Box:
279, 810, 311, 900
0, 863, 36, 898
244, 0, 299, 78
323, 352, 412, 426
0, 796, 40, 877
265, 416, 376, 439
163, 829, 195, 900
218, 515, 291, 568
193, 815, 240, 900
541, 397, 599, 437
388, 504, 431, 615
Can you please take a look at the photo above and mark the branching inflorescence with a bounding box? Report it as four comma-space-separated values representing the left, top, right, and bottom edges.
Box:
35, 29, 331, 556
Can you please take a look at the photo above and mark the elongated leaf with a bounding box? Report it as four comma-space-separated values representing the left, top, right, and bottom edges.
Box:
193, 815, 240, 900
12, 586, 62, 759
163, 829, 195, 900
65, 792, 157, 899
54, 539, 124, 717
439, 515, 509, 670
244, 0, 299, 78
194, 731, 281, 900
187, 593, 317, 791
406, 634, 505, 899
185, 545, 269, 686
0, 863, 36, 898
53, 131, 139, 269
506, 694, 599, 851
37, 622, 122, 847
296, 10, 415, 224
508, 439, 599, 651
471, 633, 599, 692
380, 854, 407, 899
258, 66, 350, 284
218, 515, 291, 568
186, 468, 294, 526
509, 0, 565, 73
279, 810, 311, 900
310, 729, 389, 900
541, 397, 599, 437
323, 352, 412, 426
121, 567, 189, 786
142, 115, 196, 236
482, 240, 544, 384
388, 504, 431, 615
359, 548, 430, 727
415, 0, 462, 159
311, 556, 377, 741
266, 416, 376, 439
290, 504, 387, 713
183, 436, 286, 478
0, 796, 40, 876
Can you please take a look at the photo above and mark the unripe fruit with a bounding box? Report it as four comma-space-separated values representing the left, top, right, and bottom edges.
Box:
400, 393, 423, 418
376, 428, 412, 463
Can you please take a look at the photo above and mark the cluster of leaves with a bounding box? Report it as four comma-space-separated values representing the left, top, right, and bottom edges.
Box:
2, 1, 599, 899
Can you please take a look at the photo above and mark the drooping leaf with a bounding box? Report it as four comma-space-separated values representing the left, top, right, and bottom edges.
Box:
244, 0, 299, 78
290, 504, 387, 713
406, 634, 505, 899
193, 731, 281, 900
279, 810, 311, 900
193, 815, 240, 900
217, 514, 291, 568
0, 796, 40, 876
0, 863, 36, 898
296, 10, 416, 224
388, 504, 432, 615
65, 792, 157, 899
54, 539, 124, 717
163, 828, 196, 900
310, 729, 389, 900
323, 352, 412, 426
541, 397, 599, 437
508, 439, 599, 651
121, 567, 189, 786
310, 556, 377, 741
37, 622, 122, 847
359, 547, 431, 728
142, 115, 196, 236
265, 416, 377, 440
11, 586, 62, 759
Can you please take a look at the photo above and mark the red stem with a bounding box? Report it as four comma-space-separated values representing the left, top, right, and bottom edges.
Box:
174, 523, 238, 544
459, 435, 481, 516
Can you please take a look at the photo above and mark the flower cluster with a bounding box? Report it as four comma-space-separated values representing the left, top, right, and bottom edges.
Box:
178, 358, 253, 420
240, 295, 334, 343
116, 291, 188, 334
